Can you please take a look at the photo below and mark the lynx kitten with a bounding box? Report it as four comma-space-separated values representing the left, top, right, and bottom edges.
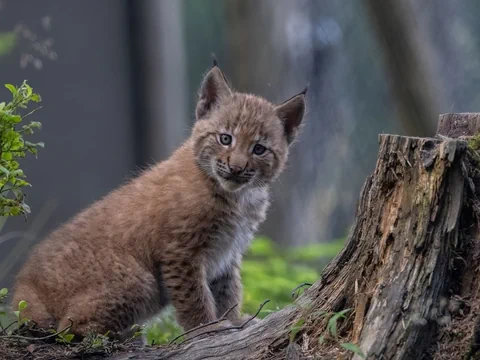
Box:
12, 62, 307, 338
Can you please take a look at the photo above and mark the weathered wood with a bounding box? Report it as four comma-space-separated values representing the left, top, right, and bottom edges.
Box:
432, 113, 480, 360
110, 134, 470, 360
437, 112, 480, 138
318, 135, 466, 359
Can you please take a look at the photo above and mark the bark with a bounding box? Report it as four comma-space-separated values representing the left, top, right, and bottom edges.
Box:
437, 112, 480, 138
111, 114, 480, 359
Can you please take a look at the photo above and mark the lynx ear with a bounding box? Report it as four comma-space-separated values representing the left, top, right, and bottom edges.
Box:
274, 87, 307, 144
196, 63, 232, 120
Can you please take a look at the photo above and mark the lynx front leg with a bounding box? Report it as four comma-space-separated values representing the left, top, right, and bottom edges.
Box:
209, 262, 242, 320
210, 261, 260, 328
162, 261, 217, 331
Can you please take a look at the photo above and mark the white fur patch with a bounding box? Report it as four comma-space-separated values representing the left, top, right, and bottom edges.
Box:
205, 188, 268, 280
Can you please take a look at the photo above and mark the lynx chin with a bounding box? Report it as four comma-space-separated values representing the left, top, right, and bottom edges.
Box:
12, 61, 307, 338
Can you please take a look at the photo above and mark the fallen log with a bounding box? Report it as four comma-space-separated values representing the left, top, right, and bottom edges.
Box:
111, 113, 480, 360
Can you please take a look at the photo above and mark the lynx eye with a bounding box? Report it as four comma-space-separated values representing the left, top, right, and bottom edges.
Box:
219, 134, 232, 146
253, 144, 267, 155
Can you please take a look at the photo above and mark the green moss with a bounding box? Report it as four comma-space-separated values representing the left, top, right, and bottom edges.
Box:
468, 132, 480, 151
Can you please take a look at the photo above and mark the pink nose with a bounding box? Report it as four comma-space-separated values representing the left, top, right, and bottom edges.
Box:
228, 164, 244, 175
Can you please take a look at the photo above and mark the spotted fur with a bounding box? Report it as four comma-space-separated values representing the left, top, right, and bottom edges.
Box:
12, 63, 306, 337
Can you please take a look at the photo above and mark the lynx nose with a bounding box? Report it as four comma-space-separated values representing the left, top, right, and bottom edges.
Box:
228, 164, 244, 175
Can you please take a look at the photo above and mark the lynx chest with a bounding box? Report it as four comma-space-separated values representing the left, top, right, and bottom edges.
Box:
204, 188, 269, 280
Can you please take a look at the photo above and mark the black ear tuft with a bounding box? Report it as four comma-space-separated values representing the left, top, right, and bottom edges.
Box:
212, 53, 219, 68
300, 84, 309, 95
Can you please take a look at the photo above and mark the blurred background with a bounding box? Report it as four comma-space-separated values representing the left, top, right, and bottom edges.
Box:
0, 0, 478, 343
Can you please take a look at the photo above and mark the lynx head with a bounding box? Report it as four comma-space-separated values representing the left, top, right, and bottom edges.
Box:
192, 62, 306, 192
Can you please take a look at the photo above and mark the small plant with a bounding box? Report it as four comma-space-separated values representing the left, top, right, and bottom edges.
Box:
288, 305, 366, 359
317, 309, 350, 344
0, 287, 7, 303
144, 308, 183, 345
468, 133, 480, 152
12, 299, 28, 328
340, 342, 366, 359
0, 81, 43, 218
54, 331, 75, 345
0, 287, 8, 327
82, 331, 111, 349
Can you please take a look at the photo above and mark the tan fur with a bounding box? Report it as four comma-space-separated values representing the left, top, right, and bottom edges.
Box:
12, 63, 306, 338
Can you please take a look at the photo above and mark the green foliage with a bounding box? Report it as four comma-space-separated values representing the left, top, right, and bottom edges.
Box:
341, 342, 366, 359
0, 32, 16, 57
144, 308, 183, 345
468, 133, 480, 151
81, 331, 111, 349
0, 287, 8, 329
12, 299, 29, 330
0, 81, 43, 217
288, 305, 365, 359
55, 331, 75, 344
242, 237, 343, 316
326, 308, 350, 338
0, 287, 7, 300
289, 317, 305, 344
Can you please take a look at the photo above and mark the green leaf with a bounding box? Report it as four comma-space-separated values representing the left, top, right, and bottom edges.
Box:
24, 85, 32, 98
18, 300, 28, 311
62, 333, 75, 343
4, 84, 16, 95
10, 115, 21, 123
327, 309, 351, 338
20, 202, 31, 214
289, 318, 305, 344
0, 287, 8, 297
13, 310, 19, 318
29, 121, 42, 129
0, 166, 10, 176
30, 94, 41, 102
340, 343, 366, 359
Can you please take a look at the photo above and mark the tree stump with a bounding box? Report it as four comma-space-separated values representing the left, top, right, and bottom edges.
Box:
111, 114, 480, 360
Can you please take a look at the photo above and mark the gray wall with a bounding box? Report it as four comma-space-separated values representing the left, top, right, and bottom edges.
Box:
0, 0, 135, 287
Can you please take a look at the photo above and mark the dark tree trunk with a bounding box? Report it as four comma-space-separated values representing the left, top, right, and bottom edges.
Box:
110, 114, 480, 360
364, 0, 446, 137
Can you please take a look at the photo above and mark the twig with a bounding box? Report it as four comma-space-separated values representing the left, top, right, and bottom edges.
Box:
179, 299, 270, 345
1, 320, 18, 335
0, 318, 73, 342
169, 304, 238, 345
291, 283, 313, 299
21, 106, 43, 120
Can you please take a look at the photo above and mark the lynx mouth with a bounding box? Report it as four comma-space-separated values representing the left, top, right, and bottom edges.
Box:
219, 173, 249, 185
213, 170, 249, 191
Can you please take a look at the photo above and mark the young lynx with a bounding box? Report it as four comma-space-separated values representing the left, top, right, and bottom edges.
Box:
12, 61, 307, 338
